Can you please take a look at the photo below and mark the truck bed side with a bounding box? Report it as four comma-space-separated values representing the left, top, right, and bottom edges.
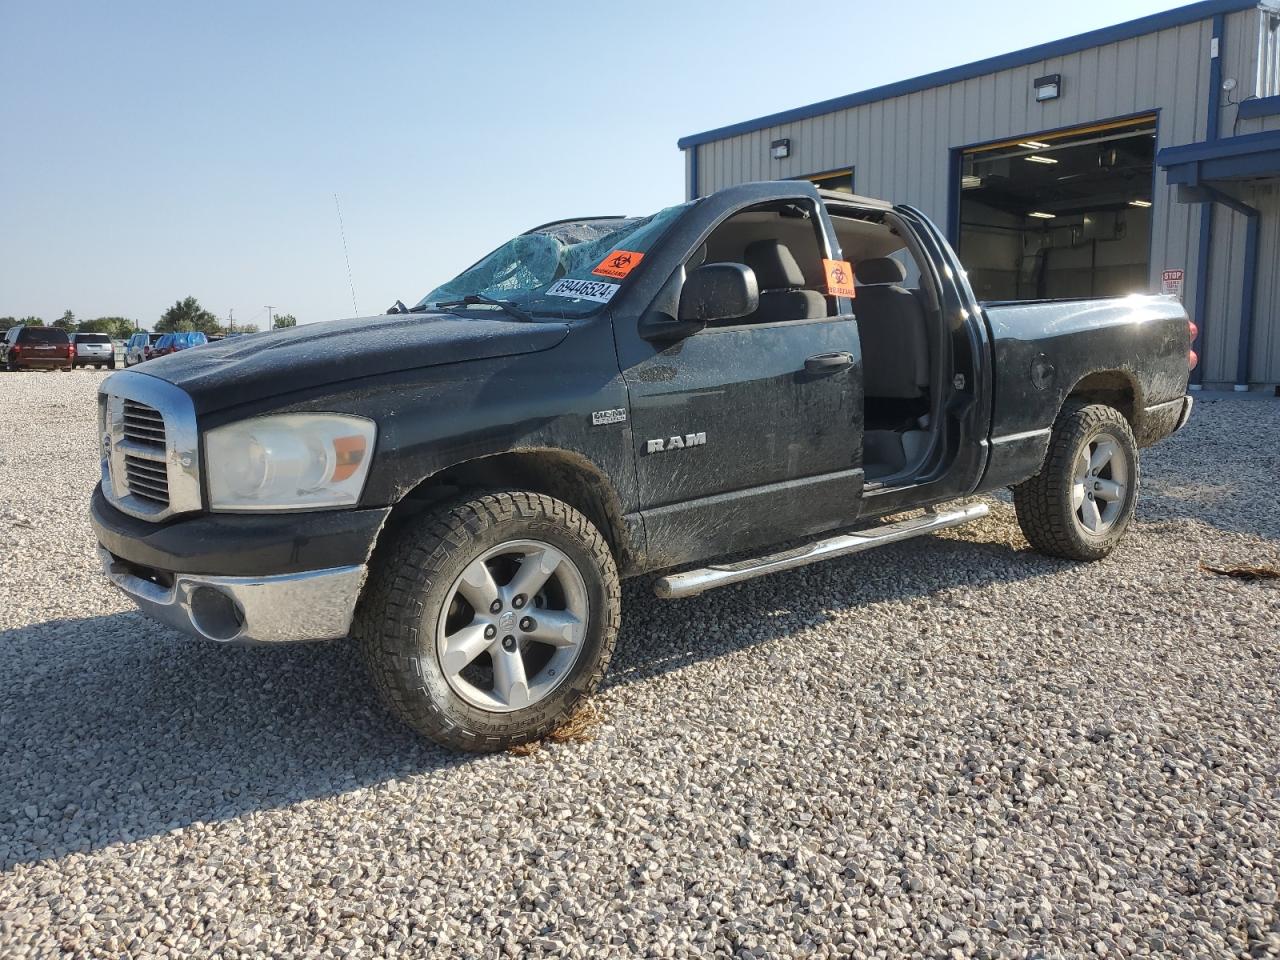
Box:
978, 295, 1191, 491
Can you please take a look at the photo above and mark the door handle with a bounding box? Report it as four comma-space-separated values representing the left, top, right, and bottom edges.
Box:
804, 351, 854, 373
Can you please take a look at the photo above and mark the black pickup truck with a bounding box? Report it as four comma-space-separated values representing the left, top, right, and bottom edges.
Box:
92, 182, 1194, 751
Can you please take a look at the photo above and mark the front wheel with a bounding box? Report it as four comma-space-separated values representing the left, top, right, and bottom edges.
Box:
355, 491, 621, 752
1013, 402, 1139, 561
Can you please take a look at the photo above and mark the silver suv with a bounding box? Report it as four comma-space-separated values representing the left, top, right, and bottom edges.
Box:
71, 333, 116, 369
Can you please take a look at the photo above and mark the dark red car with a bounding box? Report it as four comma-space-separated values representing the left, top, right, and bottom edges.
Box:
2, 325, 74, 371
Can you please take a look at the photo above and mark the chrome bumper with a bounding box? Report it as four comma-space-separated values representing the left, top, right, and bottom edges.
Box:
99, 548, 366, 644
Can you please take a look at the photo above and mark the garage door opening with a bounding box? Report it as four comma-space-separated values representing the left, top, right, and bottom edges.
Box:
957, 117, 1156, 301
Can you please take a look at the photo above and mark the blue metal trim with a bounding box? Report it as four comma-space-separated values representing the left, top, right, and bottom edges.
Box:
1157, 129, 1280, 166
1190, 12, 1224, 384
677, 0, 1255, 149
1207, 14, 1225, 141
1237, 96, 1280, 120
1164, 151, 1280, 184
688, 146, 699, 201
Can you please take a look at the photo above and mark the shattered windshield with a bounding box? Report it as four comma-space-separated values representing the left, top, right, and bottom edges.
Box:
416, 203, 690, 320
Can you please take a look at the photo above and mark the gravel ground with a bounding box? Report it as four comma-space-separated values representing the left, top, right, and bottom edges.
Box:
1, 369, 1278, 959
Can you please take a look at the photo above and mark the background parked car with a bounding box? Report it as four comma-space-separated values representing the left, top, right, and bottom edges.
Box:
69, 332, 116, 369
151, 331, 208, 358
124, 332, 163, 366
2, 325, 73, 372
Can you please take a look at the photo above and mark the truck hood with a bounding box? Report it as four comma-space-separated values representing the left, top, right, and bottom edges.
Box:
139, 312, 569, 414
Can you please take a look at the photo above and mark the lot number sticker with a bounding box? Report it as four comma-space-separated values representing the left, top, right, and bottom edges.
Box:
593, 250, 645, 279
545, 278, 620, 303
823, 259, 857, 298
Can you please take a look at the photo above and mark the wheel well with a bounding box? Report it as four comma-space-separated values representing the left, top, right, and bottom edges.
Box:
386, 450, 635, 570
1065, 371, 1139, 426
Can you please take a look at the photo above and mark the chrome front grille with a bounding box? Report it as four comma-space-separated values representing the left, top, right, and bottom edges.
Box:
122, 399, 166, 449
124, 453, 170, 504
99, 371, 201, 521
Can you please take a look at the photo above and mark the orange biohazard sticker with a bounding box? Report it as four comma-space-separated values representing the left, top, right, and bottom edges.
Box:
823, 259, 856, 298
592, 250, 645, 280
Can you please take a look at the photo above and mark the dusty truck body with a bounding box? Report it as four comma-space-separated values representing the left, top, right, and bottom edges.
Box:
92, 181, 1194, 751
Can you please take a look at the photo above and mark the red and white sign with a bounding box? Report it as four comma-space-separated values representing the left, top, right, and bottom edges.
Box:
1162, 269, 1185, 300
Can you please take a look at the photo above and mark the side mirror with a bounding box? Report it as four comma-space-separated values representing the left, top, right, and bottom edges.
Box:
678, 262, 759, 324
637, 262, 761, 343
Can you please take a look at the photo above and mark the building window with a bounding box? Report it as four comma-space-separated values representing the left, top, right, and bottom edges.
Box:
801, 169, 854, 194
1259, 4, 1280, 99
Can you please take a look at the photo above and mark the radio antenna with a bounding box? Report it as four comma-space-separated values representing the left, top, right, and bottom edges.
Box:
334, 193, 360, 316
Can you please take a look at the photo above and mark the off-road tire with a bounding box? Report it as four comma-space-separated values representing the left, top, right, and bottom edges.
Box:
354, 491, 621, 752
1013, 402, 1139, 561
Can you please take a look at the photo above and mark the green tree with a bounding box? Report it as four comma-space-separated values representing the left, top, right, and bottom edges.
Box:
80, 317, 137, 340
156, 297, 222, 335
20, 316, 44, 327
272, 313, 297, 329
236, 322, 261, 334
0, 317, 14, 335
53, 310, 77, 331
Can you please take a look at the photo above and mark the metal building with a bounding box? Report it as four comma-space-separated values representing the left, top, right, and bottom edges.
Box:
679, 0, 1280, 390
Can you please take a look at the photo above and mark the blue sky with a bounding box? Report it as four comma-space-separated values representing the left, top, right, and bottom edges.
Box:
0, 0, 1175, 328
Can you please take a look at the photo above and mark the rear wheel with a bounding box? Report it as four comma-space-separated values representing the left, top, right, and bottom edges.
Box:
355, 491, 620, 752
1013, 402, 1139, 561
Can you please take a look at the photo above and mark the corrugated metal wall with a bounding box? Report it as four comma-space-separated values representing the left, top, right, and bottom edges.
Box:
1250, 184, 1280, 383
687, 8, 1280, 386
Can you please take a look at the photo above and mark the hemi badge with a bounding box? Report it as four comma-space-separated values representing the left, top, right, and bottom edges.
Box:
592, 408, 627, 426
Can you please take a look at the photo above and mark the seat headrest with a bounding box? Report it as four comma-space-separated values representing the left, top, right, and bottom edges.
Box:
744, 240, 807, 289
855, 258, 908, 286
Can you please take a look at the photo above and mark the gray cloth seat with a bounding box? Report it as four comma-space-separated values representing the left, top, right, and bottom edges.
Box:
855, 257, 929, 398
740, 240, 827, 324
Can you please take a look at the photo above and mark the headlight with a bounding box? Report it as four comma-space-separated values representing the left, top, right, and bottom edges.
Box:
205, 414, 376, 511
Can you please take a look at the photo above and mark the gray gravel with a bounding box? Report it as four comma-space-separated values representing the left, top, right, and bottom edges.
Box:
1, 370, 1278, 959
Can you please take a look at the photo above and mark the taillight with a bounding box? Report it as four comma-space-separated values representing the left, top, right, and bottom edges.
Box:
1188, 319, 1199, 370
10, 344, 19, 354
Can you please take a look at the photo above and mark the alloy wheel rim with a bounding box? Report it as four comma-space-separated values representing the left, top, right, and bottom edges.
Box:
435, 539, 589, 712
1071, 433, 1129, 535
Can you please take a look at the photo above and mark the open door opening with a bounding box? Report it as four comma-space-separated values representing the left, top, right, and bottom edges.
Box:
827, 203, 944, 484
958, 117, 1157, 301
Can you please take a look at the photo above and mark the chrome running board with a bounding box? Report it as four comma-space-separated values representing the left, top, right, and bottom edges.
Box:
653, 502, 990, 599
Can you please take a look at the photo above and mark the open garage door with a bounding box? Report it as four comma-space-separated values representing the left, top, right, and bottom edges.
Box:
957, 117, 1156, 301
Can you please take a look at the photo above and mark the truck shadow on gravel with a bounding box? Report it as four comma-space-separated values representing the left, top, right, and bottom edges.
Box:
0, 531, 1060, 870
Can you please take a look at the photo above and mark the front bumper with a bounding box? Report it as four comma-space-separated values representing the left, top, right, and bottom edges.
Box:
91, 487, 390, 644
91, 486, 390, 576
100, 548, 366, 643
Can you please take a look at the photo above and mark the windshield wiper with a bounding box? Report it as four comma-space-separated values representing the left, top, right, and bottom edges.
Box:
431, 294, 534, 323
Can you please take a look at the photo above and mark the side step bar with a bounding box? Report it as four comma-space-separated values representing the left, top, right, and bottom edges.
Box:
653, 502, 990, 599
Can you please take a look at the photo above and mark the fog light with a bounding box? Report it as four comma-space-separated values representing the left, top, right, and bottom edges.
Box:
188, 586, 246, 641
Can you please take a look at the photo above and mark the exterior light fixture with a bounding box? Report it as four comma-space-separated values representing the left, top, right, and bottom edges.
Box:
770, 138, 791, 159
1025, 155, 1059, 164
1034, 74, 1061, 101
1018, 141, 1051, 149
1028, 211, 1056, 219
1129, 199, 1153, 208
